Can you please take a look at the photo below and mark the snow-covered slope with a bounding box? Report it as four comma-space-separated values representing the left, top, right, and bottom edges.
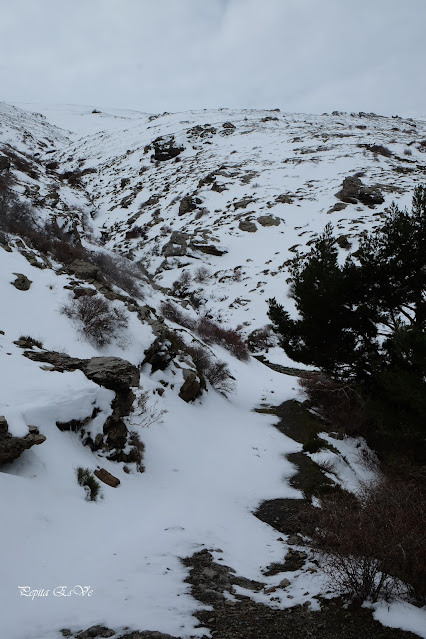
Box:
1, 103, 425, 639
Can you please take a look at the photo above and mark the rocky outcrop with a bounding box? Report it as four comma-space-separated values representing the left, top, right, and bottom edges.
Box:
162, 231, 189, 258
84, 357, 140, 390
142, 337, 175, 373
22, 350, 143, 470
68, 260, 103, 282
11, 273, 32, 290
0, 417, 45, 465
335, 176, 384, 206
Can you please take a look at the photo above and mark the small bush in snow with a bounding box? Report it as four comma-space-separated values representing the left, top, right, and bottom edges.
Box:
300, 476, 426, 604
61, 294, 128, 347
76, 467, 102, 502
186, 345, 235, 394
90, 251, 144, 299
197, 316, 250, 361
193, 266, 211, 284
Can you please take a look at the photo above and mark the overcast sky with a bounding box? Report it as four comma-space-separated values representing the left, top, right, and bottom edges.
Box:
1, 0, 426, 117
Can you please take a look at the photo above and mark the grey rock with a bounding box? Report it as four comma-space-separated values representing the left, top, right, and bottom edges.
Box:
11, 273, 32, 290
222, 122, 236, 130
257, 215, 281, 227
75, 626, 115, 639
179, 371, 201, 402
279, 578, 291, 588
178, 195, 202, 216
151, 135, 184, 162
335, 176, 384, 207
84, 357, 140, 390
239, 220, 257, 233
73, 286, 97, 299
68, 260, 102, 282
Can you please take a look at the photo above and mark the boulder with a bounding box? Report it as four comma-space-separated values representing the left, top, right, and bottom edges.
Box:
179, 370, 201, 402
335, 176, 384, 206
93, 468, 120, 488
257, 215, 281, 227
222, 122, 236, 130
178, 195, 202, 216
84, 357, 140, 390
239, 220, 257, 233
151, 136, 184, 162
11, 273, 32, 290
190, 242, 227, 257
0, 416, 46, 465
69, 260, 102, 282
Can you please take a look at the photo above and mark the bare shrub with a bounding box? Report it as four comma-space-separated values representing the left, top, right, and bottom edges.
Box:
299, 373, 364, 436
197, 316, 250, 361
172, 270, 192, 297
61, 294, 128, 347
90, 251, 144, 298
247, 325, 275, 352
193, 266, 211, 284
186, 345, 235, 394
133, 391, 166, 428
301, 477, 426, 604
159, 301, 196, 330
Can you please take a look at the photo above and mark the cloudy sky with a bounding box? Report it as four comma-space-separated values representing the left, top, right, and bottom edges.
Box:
2, 0, 426, 117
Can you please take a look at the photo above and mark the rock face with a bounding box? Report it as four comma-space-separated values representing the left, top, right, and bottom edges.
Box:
0, 416, 45, 465
335, 176, 384, 206
11, 273, 32, 290
162, 230, 189, 258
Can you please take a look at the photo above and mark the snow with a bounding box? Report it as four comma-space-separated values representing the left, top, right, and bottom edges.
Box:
1, 102, 426, 638
369, 602, 426, 639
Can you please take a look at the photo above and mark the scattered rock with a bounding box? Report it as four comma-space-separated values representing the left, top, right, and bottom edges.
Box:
94, 468, 120, 487
222, 122, 236, 130
239, 220, 257, 233
11, 273, 32, 290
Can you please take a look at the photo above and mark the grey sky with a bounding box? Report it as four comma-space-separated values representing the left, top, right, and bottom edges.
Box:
1, 0, 426, 117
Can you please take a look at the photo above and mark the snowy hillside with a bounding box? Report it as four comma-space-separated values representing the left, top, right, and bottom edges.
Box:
1, 102, 426, 639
